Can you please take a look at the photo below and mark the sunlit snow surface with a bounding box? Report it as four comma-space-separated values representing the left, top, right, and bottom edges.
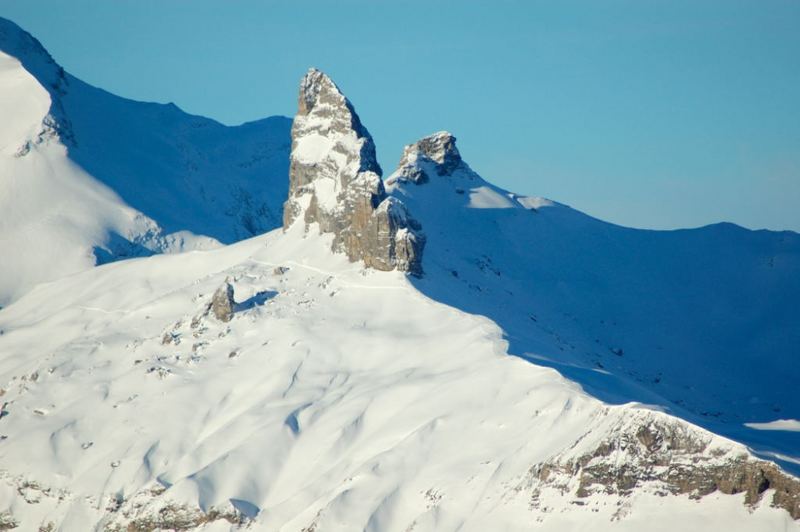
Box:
0, 227, 797, 531
746, 420, 800, 432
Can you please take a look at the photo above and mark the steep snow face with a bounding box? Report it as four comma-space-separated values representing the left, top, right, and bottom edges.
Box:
0, 50, 49, 149
283, 69, 424, 274
387, 132, 800, 472
0, 229, 797, 531
0, 43, 163, 305
0, 18, 290, 305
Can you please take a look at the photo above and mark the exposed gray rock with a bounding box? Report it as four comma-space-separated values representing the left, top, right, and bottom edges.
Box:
282, 68, 424, 275
387, 131, 479, 186
103, 500, 246, 531
523, 411, 800, 520
209, 280, 235, 322
0, 510, 18, 530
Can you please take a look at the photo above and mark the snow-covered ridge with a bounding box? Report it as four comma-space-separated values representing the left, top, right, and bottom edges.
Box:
0, 17, 60, 85
383, 130, 799, 441
0, 17, 291, 305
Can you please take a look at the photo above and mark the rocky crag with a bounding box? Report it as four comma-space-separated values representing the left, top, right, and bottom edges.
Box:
387, 130, 478, 186
209, 279, 235, 322
521, 409, 800, 520
282, 69, 425, 275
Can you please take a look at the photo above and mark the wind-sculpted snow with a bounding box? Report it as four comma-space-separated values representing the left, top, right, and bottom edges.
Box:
0, 17, 291, 305
0, 228, 797, 530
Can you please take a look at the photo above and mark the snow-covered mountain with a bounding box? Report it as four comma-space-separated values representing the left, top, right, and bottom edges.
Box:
0, 17, 290, 305
387, 131, 800, 468
0, 20, 798, 532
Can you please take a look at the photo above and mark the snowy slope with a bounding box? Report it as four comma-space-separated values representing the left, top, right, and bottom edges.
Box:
387, 132, 800, 472
0, 18, 290, 305
0, 228, 797, 531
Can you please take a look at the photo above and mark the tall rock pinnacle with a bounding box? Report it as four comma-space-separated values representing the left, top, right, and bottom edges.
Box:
283, 68, 424, 274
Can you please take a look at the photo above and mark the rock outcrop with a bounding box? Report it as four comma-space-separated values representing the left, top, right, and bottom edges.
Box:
387, 131, 478, 185
522, 410, 800, 520
282, 68, 424, 275
209, 280, 235, 322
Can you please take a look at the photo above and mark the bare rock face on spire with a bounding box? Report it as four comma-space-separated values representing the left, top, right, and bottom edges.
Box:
283, 68, 424, 275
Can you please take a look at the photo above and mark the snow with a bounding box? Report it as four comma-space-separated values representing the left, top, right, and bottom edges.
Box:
0, 227, 796, 530
388, 145, 800, 476
746, 420, 800, 432
311, 177, 339, 212
291, 110, 367, 175
0, 19, 291, 306
292, 132, 334, 164
467, 186, 517, 209
515, 195, 554, 210
0, 52, 48, 152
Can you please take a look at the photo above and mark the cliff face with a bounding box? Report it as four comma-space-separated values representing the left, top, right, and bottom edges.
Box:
283, 69, 424, 275
525, 410, 800, 520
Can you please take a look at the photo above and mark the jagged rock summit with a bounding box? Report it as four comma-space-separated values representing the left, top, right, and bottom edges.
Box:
388, 131, 478, 185
283, 68, 425, 275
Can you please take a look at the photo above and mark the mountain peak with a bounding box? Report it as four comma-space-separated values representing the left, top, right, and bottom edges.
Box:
0, 17, 62, 88
283, 69, 424, 274
411, 131, 461, 165
389, 131, 476, 186
298, 67, 339, 115
0, 17, 46, 56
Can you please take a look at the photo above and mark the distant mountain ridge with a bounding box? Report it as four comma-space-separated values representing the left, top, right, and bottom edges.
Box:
0, 17, 291, 305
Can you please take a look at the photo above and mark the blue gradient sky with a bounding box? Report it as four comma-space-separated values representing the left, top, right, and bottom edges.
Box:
2, 0, 799, 232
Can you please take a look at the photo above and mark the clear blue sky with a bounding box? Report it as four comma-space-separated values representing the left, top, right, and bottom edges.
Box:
2, 0, 799, 232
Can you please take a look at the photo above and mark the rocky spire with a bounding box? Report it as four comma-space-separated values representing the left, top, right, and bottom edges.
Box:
283, 68, 424, 275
